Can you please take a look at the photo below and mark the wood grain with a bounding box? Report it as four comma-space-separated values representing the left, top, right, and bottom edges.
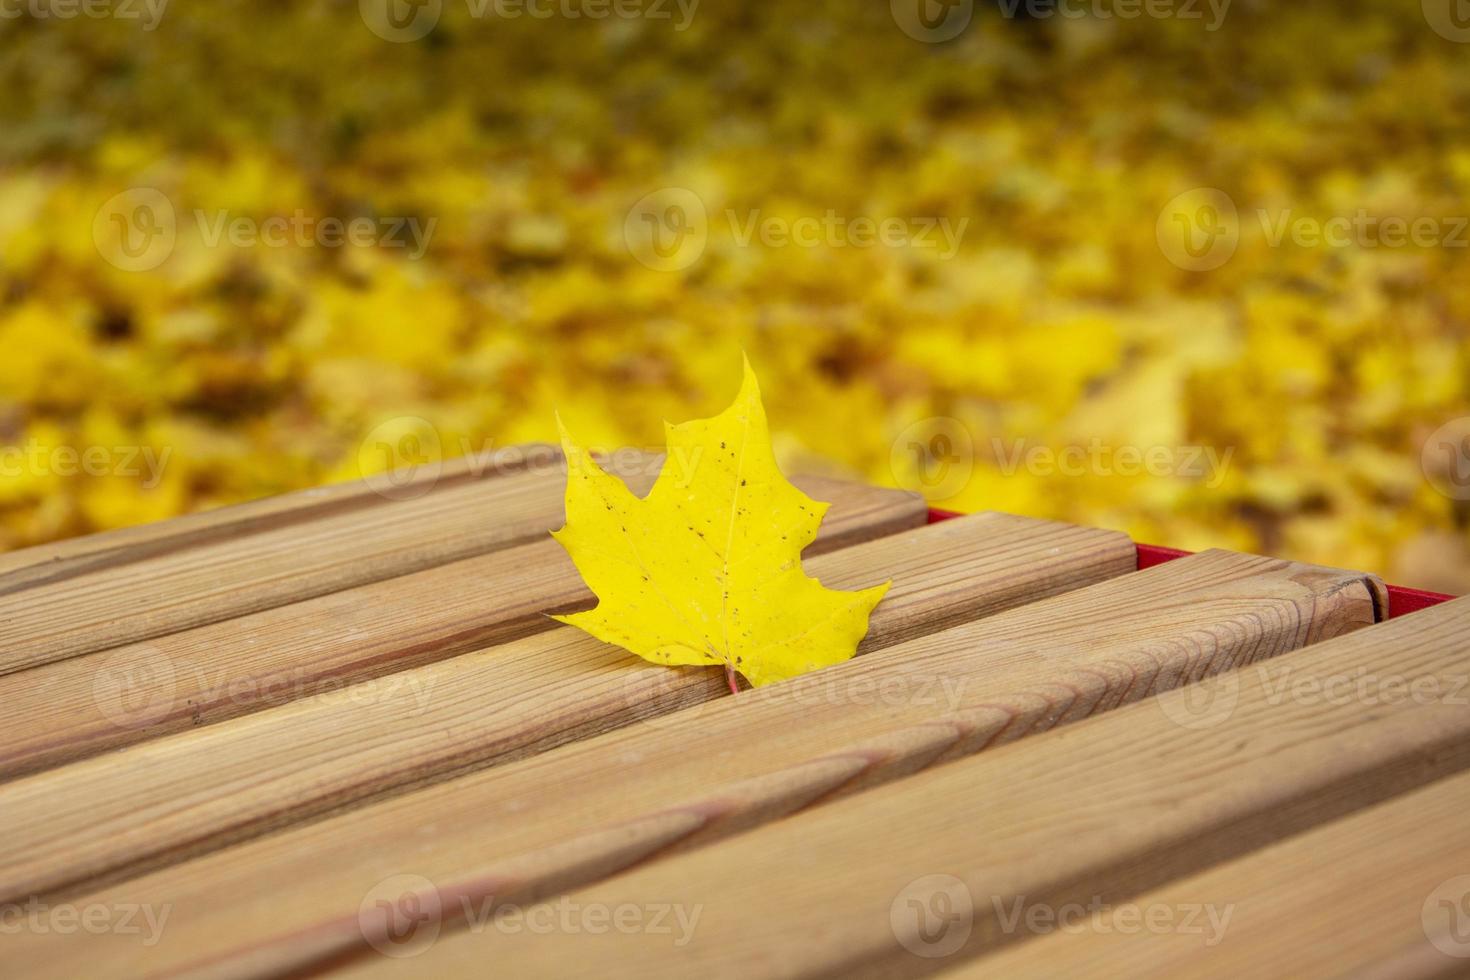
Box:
0, 444, 559, 592
0, 448, 926, 676
0, 547, 1386, 979
362, 594, 1470, 979
0, 445, 597, 675
0, 512, 1120, 912
0, 472, 923, 781
964, 769, 1470, 979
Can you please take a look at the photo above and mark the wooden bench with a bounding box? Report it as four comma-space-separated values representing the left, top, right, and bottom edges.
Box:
2, 445, 1462, 980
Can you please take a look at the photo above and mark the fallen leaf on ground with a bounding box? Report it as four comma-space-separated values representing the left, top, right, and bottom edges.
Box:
552, 358, 890, 688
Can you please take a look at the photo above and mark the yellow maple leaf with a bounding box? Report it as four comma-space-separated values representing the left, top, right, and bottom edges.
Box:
551, 358, 891, 689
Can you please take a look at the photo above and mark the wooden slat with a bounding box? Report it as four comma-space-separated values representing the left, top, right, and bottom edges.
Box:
0, 472, 923, 781
0, 444, 558, 590
0, 445, 602, 675
0, 446, 924, 676
965, 769, 1470, 979
2, 547, 1384, 978
0, 513, 1125, 911
368, 595, 1470, 979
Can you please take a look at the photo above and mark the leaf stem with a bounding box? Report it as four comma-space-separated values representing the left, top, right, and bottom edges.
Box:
725, 663, 740, 695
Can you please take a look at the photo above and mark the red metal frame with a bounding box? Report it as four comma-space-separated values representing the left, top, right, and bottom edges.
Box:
927, 508, 1453, 620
